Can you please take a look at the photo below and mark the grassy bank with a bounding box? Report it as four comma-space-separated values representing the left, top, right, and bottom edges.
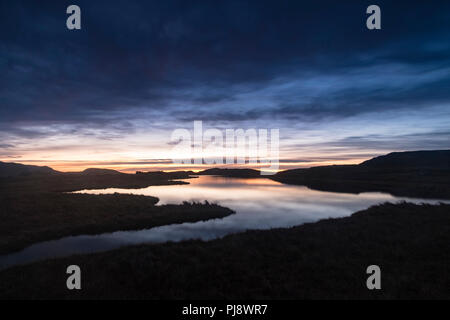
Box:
272, 165, 450, 199
272, 150, 450, 200
0, 169, 236, 254
0, 192, 233, 254
0, 170, 193, 194
0, 202, 449, 299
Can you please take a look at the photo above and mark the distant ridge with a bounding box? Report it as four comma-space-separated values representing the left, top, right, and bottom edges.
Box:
361, 150, 450, 169
198, 168, 261, 178
272, 150, 450, 199
0, 161, 58, 178
2, 150, 449, 180
80, 168, 123, 175
136, 170, 193, 179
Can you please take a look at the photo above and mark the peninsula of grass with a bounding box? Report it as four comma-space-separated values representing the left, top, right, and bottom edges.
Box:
0, 192, 233, 254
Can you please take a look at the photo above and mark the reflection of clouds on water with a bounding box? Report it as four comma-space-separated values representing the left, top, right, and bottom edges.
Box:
1, 176, 447, 270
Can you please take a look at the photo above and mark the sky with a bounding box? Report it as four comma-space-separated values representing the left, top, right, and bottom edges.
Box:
1, 0, 450, 172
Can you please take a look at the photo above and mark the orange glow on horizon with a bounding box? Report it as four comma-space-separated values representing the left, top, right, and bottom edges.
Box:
0, 157, 367, 173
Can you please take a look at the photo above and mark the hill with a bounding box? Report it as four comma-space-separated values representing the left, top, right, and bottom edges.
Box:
2, 150, 450, 198
0, 161, 58, 178
272, 150, 450, 199
198, 168, 261, 178
361, 150, 450, 169
80, 168, 124, 175
0, 163, 192, 194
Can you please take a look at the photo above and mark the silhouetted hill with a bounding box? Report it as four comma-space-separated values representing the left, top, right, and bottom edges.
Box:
80, 168, 124, 175
136, 170, 193, 179
273, 150, 450, 199
0, 166, 191, 194
2, 150, 450, 198
198, 168, 261, 178
361, 150, 450, 169
0, 161, 58, 178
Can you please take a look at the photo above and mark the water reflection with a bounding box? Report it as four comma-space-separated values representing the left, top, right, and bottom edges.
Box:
0, 176, 446, 269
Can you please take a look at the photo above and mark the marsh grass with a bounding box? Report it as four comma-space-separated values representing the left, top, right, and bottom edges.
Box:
0, 202, 449, 299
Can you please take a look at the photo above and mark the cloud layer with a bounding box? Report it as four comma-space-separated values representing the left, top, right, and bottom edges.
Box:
1, 0, 449, 170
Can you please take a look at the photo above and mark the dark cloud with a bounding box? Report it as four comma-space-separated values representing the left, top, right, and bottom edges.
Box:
167, 138, 182, 146
0, 144, 15, 149
321, 131, 450, 151
0, 0, 449, 156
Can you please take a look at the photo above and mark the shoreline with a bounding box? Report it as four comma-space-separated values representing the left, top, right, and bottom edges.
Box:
0, 202, 449, 299
0, 192, 234, 255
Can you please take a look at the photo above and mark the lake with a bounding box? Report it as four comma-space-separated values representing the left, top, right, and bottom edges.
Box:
0, 175, 446, 269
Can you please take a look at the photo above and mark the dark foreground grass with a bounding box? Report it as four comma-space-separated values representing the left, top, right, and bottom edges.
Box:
0, 202, 449, 299
0, 192, 233, 254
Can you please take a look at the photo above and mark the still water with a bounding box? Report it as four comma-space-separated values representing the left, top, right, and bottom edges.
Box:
0, 176, 446, 269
